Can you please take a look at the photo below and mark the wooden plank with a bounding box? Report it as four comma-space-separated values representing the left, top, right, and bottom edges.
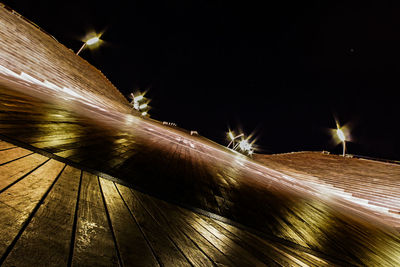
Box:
131, 189, 215, 266
78, 172, 105, 208
0, 159, 65, 258
99, 178, 159, 267
140, 192, 236, 266
0, 141, 15, 150
72, 172, 119, 266
198, 214, 296, 266
116, 184, 192, 267
0, 153, 48, 191
2, 165, 81, 266
0, 147, 32, 165
150, 194, 268, 266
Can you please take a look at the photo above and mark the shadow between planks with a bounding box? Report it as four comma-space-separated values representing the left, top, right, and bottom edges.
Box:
0, 141, 334, 266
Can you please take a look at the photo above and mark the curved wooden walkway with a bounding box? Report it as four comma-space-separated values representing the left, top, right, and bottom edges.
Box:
0, 141, 333, 266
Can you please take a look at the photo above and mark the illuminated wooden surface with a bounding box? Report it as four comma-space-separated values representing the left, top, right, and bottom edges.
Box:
1, 2, 399, 264
254, 152, 400, 226
0, 4, 129, 113
0, 140, 336, 266
0, 87, 400, 265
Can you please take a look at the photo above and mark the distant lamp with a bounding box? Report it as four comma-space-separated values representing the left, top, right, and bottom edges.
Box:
336, 128, 347, 156
238, 139, 252, 152
227, 131, 244, 149
130, 91, 151, 117
134, 95, 144, 102
86, 36, 100, 45
139, 103, 148, 110
337, 128, 345, 142
76, 35, 101, 55
228, 131, 235, 141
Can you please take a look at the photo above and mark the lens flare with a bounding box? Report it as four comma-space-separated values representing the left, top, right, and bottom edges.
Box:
86, 36, 100, 45
336, 128, 346, 142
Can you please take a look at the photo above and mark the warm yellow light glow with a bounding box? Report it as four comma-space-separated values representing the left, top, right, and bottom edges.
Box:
134, 95, 144, 102
239, 139, 252, 151
337, 128, 346, 142
86, 36, 100, 45
141, 111, 147, 116
228, 131, 234, 140
139, 103, 148, 109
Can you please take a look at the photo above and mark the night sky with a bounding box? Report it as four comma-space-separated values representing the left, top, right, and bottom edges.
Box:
3, 1, 400, 159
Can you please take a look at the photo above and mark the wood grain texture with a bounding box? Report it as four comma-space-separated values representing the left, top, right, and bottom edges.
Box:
0, 153, 48, 191
0, 141, 15, 150
116, 184, 192, 267
136, 191, 235, 266
0, 159, 65, 259
100, 178, 159, 267
72, 172, 119, 266
0, 147, 32, 165
130, 189, 215, 267
2, 165, 80, 266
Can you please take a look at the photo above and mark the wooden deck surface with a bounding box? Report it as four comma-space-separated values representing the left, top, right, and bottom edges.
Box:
254, 152, 400, 226
1, 86, 400, 266
1, 5, 400, 264
0, 141, 335, 266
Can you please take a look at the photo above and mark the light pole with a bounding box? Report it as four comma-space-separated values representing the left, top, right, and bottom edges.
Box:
76, 36, 100, 55
336, 128, 346, 156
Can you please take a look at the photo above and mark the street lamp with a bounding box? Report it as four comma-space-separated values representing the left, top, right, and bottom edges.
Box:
336, 128, 346, 156
227, 131, 244, 148
227, 130, 255, 156
139, 103, 148, 110
238, 139, 251, 151
130, 92, 150, 116
76, 36, 101, 55
234, 138, 254, 156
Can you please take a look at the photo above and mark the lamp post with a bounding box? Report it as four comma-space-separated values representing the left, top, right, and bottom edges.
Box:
227, 131, 254, 156
76, 36, 100, 55
336, 128, 346, 156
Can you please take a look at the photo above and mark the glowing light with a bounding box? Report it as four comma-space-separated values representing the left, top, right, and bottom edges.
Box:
86, 36, 100, 45
77, 33, 102, 55
141, 111, 147, 116
228, 131, 235, 140
134, 95, 144, 102
139, 103, 148, 109
238, 139, 252, 151
125, 115, 134, 123
337, 128, 346, 142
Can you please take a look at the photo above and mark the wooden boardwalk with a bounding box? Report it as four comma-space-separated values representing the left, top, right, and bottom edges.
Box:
1, 2, 400, 265
254, 152, 400, 227
1, 86, 400, 265
0, 4, 130, 113
0, 140, 334, 266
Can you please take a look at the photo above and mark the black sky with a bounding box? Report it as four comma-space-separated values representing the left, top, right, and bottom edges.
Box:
3, 1, 400, 159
